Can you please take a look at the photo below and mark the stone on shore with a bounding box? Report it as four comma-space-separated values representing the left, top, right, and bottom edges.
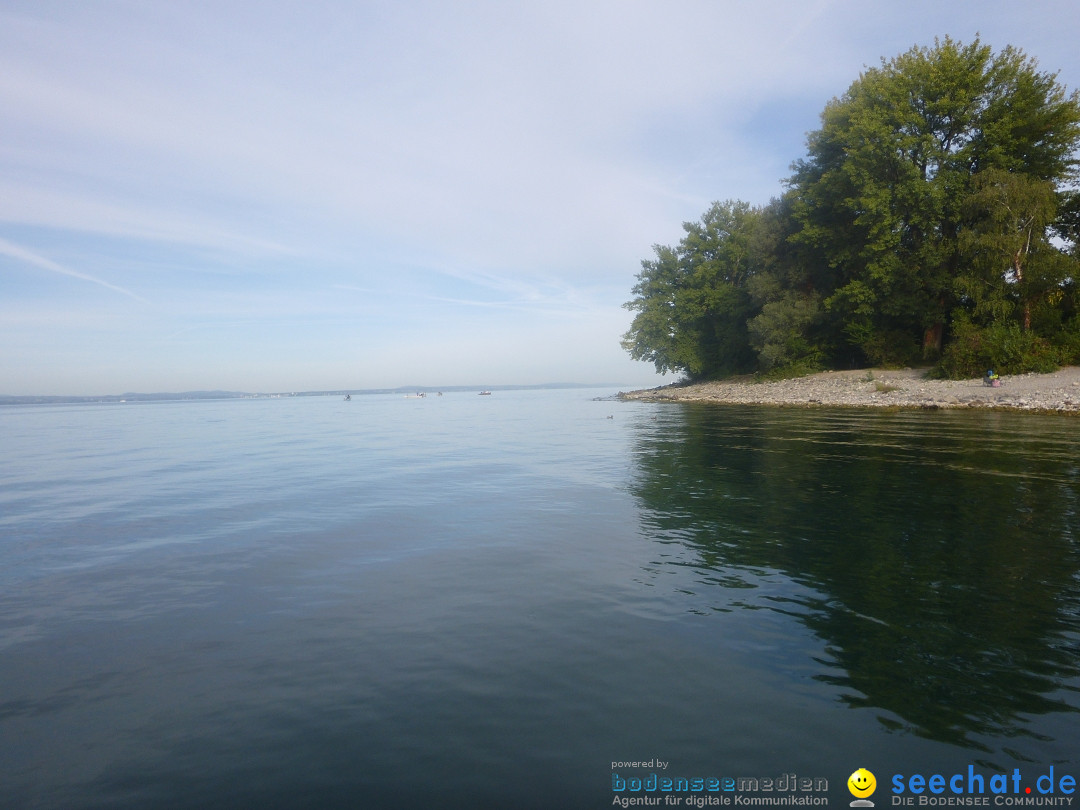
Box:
619, 367, 1080, 413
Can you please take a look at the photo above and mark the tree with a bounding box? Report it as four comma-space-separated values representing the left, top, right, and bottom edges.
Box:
743, 195, 829, 370
622, 201, 762, 378
789, 36, 1080, 364
621, 243, 689, 376
958, 169, 1060, 331
623, 38, 1080, 380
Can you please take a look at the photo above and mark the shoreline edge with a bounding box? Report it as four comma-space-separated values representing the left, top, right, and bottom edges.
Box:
619, 367, 1080, 413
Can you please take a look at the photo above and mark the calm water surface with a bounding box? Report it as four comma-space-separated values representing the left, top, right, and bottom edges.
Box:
1, 390, 1078, 809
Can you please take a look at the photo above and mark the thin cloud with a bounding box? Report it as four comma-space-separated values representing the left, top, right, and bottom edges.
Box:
0, 236, 149, 303
1, 1, 1077, 394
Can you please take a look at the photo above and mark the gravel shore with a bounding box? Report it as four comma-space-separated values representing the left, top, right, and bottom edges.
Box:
619, 366, 1080, 413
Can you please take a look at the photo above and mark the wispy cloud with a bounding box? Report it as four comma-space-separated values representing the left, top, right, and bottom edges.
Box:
1, 0, 1077, 394
0, 236, 149, 303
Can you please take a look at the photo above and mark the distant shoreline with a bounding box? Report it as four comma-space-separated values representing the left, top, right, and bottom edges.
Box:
619, 366, 1080, 414
0, 382, 625, 406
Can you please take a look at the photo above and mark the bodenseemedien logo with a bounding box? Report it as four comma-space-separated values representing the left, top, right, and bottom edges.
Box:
610, 766, 829, 806
849, 768, 878, 808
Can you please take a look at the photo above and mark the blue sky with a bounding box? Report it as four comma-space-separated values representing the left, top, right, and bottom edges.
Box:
2, 0, 1079, 395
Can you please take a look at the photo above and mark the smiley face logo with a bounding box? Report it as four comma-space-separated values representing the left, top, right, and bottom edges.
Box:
848, 768, 877, 799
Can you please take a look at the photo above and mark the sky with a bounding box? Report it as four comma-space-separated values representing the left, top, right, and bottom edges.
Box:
2, 0, 1079, 395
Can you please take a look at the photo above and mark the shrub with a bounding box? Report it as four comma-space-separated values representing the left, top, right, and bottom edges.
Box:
753, 358, 825, 382
1050, 318, 1080, 365
857, 328, 921, 368
936, 320, 1062, 378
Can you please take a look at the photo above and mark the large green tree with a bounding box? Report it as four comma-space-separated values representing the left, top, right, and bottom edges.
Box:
789, 36, 1080, 364
622, 201, 762, 378
958, 169, 1062, 330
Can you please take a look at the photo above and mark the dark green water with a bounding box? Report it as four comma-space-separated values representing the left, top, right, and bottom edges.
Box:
628, 405, 1080, 755
1, 393, 1077, 808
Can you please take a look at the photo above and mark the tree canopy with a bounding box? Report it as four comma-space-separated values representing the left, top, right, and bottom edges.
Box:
623, 37, 1080, 379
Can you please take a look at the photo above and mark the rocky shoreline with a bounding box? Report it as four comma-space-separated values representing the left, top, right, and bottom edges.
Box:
619, 366, 1080, 413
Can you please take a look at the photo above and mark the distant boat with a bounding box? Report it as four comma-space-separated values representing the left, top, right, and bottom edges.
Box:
479, 391, 492, 396
344, 394, 351, 401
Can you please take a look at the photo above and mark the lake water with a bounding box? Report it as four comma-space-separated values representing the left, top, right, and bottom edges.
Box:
2, 389, 1078, 809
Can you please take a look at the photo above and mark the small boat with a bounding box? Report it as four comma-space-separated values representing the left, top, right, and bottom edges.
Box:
344, 394, 351, 401
478, 390, 492, 396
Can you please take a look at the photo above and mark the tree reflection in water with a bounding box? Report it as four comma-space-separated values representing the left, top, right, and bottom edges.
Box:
627, 404, 1080, 750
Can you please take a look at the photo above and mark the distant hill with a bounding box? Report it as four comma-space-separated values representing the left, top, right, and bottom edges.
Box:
0, 383, 626, 406
0, 390, 252, 405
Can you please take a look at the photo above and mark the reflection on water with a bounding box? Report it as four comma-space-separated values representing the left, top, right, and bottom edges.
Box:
628, 405, 1080, 750
3, 394, 1079, 806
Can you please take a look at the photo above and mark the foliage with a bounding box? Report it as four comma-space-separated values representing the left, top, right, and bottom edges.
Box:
752, 358, 826, 382
958, 169, 1062, 331
746, 289, 825, 370
1050, 313, 1080, 364
622, 37, 1080, 380
622, 201, 762, 379
790, 36, 1080, 364
936, 318, 1062, 378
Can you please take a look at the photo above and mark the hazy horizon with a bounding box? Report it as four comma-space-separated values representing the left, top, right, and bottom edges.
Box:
0, 380, 644, 401
3, 1, 1079, 396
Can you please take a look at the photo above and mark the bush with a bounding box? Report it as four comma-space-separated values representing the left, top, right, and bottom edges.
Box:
1050, 319, 1080, 365
859, 329, 922, 367
936, 320, 1062, 378
747, 292, 824, 371
753, 358, 825, 382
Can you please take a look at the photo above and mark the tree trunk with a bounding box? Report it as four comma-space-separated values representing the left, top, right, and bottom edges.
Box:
1013, 250, 1032, 331
923, 321, 944, 358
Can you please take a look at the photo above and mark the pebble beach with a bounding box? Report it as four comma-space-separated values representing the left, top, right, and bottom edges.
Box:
620, 366, 1080, 413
